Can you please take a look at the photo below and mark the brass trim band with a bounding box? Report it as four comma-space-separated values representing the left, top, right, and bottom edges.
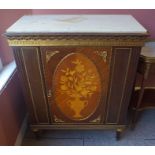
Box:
140, 56, 155, 63
30, 124, 126, 130
7, 35, 147, 46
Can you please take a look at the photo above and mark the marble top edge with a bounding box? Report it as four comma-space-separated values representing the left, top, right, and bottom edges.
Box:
6, 14, 148, 35
6, 32, 148, 36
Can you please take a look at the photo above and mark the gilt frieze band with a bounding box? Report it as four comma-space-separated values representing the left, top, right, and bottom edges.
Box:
6, 35, 147, 46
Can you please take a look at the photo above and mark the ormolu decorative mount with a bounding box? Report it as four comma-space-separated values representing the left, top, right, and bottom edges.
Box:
46, 51, 60, 63
53, 115, 64, 123
90, 115, 101, 123
94, 51, 107, 62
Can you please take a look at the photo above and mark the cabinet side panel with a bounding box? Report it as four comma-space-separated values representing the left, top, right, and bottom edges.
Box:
106, 48, 132, 124
118, 47, 141, 124
20, 47, 49, 124
13, 47, 37, 124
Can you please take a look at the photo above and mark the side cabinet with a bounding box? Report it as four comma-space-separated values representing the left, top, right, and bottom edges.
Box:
13, 46, 140, 129
6, 14, 148, 140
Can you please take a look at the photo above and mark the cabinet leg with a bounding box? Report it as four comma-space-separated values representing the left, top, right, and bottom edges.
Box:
116, 128, 123, 141
131, 71, 146, 129
32, 129, 41, 139
130, 110, 139, 130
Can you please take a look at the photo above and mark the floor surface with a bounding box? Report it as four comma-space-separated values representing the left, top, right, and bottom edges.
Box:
22, 109, 155, 146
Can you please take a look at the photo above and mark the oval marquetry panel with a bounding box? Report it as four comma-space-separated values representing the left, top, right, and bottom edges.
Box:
53, 53, 101, 121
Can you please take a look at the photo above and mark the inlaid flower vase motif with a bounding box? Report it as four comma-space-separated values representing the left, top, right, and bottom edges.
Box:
53, 52, 101, 121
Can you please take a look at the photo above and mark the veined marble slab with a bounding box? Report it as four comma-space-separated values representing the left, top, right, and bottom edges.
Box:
6, 15, 147, 35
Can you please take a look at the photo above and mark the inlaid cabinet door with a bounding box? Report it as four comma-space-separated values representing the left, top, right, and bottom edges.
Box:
41, 47, 112, 124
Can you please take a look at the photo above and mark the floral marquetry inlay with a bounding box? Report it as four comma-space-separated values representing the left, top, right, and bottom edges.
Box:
53, 53, 101, 121
60, 59, 97, 118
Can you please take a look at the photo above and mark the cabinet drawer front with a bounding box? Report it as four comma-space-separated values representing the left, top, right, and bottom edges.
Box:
41, 47, 112, 124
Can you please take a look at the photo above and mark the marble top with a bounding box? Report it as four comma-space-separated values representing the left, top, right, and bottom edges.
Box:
6, 15, 147, 35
